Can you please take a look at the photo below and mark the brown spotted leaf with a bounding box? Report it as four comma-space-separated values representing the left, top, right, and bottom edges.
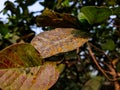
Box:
0, 43, 43, 69
31, 28, 89, 58
0, 62, 60, 90
36, 8, 80, 28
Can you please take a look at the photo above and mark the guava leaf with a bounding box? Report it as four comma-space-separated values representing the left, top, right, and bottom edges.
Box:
0, 24, 9, 36
57, 63, 65, 73
111, 7, 120, 17
0, 43, 43, 69
82, 76, 104, 90
0, 62, 60, 90
106, 0, 116, 5
78, 6, 112, 24
101, 39, 115, 51
36, 8, 80, 28
31, 28, 89, 58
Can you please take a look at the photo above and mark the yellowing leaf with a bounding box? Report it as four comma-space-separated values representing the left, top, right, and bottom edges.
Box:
31, 28, 89, 58
0, 62, 59, 90
0, 43, 43, 69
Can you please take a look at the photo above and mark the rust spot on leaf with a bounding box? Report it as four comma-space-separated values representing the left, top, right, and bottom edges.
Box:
31, 28, 89, 58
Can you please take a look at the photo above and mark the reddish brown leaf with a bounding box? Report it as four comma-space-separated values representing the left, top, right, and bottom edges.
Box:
31, 28, 89, 58
0, 62, 60, 90
36, 8, 80, 28
0, 43, 43, 69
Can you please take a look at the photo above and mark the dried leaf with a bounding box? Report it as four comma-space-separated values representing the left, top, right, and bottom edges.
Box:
31, 28, 89, 58
0, 43, 43, 69
36, 8, 80, 28
0, 62, 59, 90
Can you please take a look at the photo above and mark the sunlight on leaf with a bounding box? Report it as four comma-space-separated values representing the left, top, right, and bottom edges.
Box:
31, 28, 89, 58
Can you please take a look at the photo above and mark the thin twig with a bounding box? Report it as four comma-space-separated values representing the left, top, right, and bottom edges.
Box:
87, 42, 117, 81
88, 43, 112, 61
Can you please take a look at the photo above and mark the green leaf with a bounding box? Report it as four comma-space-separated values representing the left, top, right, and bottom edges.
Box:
77, 12, 88, 23
61, 0, 69, 7
101, 39, 115, 51
106, 0, 116, 5
82, 76, 104, 90
111, 7, 120, 17
0, 43, 43, 68
77, 12, 90, 27
79, 6, 112, 25
0, 24, 9, 36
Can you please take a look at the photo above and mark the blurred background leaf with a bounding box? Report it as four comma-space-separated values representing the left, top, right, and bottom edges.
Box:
79, 6, 112, 25
81, 76, 104, 90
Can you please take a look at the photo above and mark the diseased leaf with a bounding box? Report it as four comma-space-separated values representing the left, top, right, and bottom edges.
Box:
0, 43, 43, 69
0, 62, 60, 90
78, 6, 112, 24
36, 8, 80, 28
31, 28, 89, 58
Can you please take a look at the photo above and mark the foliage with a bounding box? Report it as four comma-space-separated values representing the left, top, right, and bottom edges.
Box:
0, 0, 120, 90
0, 43, 42, 68
0, 62, 60, 90
31, 28, 88, 58
0, 27, 88, 89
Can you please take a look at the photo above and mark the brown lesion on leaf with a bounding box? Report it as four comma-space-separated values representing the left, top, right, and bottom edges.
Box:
31, 28, 89, 58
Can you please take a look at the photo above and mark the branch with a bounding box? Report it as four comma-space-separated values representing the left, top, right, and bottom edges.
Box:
88, 43, 112, 61
87, 42, 117, 81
